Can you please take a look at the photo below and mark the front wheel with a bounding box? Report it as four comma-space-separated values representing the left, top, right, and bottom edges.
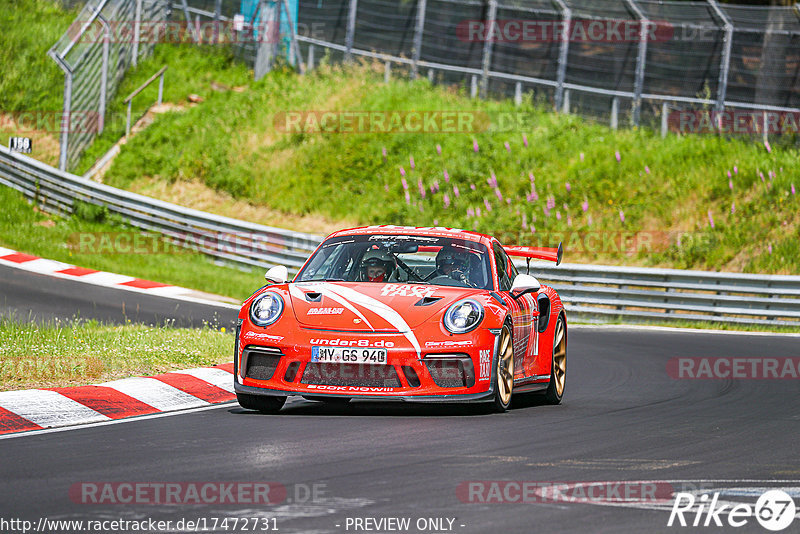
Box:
543, 315, 566, 405
492, 324, 514, 412
237, 393, 286, 414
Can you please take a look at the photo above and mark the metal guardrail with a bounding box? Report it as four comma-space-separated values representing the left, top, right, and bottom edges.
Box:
1, 146, 799, 327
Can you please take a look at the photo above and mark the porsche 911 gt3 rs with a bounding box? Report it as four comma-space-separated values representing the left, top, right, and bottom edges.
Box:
234, 225, 566, 413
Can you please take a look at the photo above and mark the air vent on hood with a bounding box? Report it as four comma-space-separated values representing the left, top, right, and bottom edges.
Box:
304, 292, 322, 302
415, 296, 443, 307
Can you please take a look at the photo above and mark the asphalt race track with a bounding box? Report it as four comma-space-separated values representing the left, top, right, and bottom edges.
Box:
2, 267, 800, 533
0, 263, 237, 328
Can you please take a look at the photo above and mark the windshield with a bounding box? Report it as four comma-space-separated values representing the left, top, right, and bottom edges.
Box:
295, 234, 493, 290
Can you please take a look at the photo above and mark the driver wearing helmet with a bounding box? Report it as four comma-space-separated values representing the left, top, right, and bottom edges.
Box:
360, 249, 396, 282
434, 246, 473, 285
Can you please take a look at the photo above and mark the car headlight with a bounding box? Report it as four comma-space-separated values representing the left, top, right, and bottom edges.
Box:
443, 299, 484, 334
249, 291, 284, 326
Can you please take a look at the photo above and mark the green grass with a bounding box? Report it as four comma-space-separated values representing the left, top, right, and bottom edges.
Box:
0, 317, 233, 391
100, 61, 800, 274
0, 186, 263, 301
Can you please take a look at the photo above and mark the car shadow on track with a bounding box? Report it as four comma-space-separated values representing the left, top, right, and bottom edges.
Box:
229, 392, 552, 417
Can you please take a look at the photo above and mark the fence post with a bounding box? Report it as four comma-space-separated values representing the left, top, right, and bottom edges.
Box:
470, 75, 478, 98
282, 0, 305, 73
214, 0, 222, 44
98, 15, 110, 134
180, 0, 200, 44
411, 0, 427, 79
308, 44, 315, 70
132, 0, 142, 66
625, 0, 648, 126
345, 0, 358, 62
384, 60, 391, 83
59, 71, 73, 171
158, 70, 165, 105
611, 96, 619, 129
254, 0, 271, 80
514, 82, 522, 106
661, 101, 668, 138
272, 0, 281, 67
480, 0, 497, 98
707, 0, 733, 114
562, 89, 570, 113
552, 0, 571, 112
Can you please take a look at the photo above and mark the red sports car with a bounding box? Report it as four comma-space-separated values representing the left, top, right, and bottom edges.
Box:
234, 225, 566, 413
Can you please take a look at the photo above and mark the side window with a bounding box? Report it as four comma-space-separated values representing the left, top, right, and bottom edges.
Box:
493, 243, 512, 291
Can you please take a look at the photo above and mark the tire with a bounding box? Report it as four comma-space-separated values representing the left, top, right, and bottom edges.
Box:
492, 324, 514, 412
302, 395, 351, 404
236, 393, 286, 414
544, 315, 566, 405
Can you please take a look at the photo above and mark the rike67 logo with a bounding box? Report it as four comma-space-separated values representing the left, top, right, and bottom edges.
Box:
668, 489, 796, 531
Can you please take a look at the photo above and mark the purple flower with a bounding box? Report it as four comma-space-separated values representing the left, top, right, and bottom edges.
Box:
546, 196, 556, 210
760, 171, 765, 182
382, 146, 387, 161
580, 152, 584, 162
405, 191, 410, 204
443, 193, 450, 208
556, 211, 561, 220
484, 198, 492, 212
733, 166, 738, 174
495, 188, 503, 201
727, 170, 731, 178
523, 134, 528, 148
729, 179, 733, 191
506, 198, 512, 205
410, 156, 415, 169
615, 150, 621, 162
436, 144, 442, 156
764, 140, 772, 153
467, 207, 474, 217
707, 209, 714, 228
473, 139, 479, 153
543, 206, 550, 217
582, 200, 588, 212
522, 213, 527, 229
401, 178, 409, 190
731, 202, 735, 214
476, 207, 482, 217
399, 166, 406, 177
565, 182, 571, 192
418, 179, 425, 198
453, 185, 460, 198
619, 210, 625, 223
587, 214, 593, 226
768, 244, 773, 254
470, 183, 476, 190
645, 165, 650, 174
504, 141, 511, 153
792, 183, 796, 195
567, 215, 572, 227
529, 172, 535, 182
531, 224, 536, 234
443, 169, 449, 182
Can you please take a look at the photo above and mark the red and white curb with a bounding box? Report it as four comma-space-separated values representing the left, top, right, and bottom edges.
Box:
0, 363, 236, 436
0, 246, 238, 308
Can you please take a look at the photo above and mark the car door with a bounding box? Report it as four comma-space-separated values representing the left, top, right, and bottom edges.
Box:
492, 243, 537, 379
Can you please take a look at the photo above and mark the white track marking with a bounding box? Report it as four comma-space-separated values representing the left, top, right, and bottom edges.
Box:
9, 258, 72, 274
98, 377, 209, 411
0, 247, 16, 256
0, 402, 236, 441
170, 367, 235, 393
79, 271, 136, 285
0, 389, 109, 427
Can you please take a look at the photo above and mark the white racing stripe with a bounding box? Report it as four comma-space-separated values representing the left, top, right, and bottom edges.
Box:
292, 283, 376, 331
99, 377, 209, 411
322, 284, 422, 357
0, 390, 109, 428
170, 367, 235, 393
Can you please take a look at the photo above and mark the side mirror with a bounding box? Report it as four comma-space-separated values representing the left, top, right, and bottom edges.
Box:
265, 265, 288, 284
510, 273, 541, 299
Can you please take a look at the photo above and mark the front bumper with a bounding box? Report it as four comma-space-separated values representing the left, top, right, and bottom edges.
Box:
234, 327, 500, 402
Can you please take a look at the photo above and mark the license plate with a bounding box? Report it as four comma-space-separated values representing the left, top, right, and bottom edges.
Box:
311, 346, 387, 364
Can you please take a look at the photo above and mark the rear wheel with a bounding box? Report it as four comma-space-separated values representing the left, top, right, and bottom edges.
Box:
544, 315, 566, 405
236, 393, 286, 414
492, 324, 514, 412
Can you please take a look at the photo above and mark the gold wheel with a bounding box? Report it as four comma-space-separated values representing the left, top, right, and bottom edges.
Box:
494, 325, 514, 411
545, 315, 566, 404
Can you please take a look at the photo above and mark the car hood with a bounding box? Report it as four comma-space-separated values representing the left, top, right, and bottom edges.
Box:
288, 281, 485, 332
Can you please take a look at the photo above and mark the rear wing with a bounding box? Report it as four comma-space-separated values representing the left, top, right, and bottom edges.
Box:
504, 242, 563, 266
